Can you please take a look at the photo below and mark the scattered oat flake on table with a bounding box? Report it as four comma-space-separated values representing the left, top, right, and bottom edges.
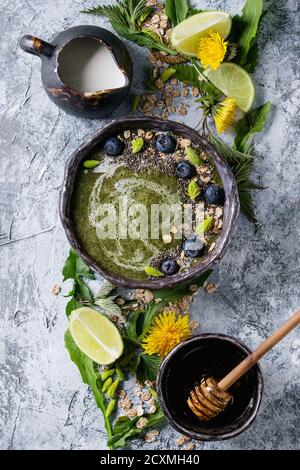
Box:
144, 430, 159, 443
185, 443, 195, 450
176, 435, 191, 447
50, 284, 61, 295
120, 397, 132, 410
204, 282, 218, 294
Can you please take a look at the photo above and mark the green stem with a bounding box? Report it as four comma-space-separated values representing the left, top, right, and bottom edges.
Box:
123, 335, 142, 347
191, 58, 206, 81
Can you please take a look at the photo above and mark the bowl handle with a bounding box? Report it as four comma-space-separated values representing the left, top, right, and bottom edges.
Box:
20, 35, 54, 58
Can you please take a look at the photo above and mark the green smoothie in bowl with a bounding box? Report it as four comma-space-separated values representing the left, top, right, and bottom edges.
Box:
71, 127, 225, 281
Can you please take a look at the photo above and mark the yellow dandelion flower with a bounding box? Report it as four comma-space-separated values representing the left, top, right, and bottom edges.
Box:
198, 31, 228, 70
214, 98, 238, 134
142, 309, 191, 358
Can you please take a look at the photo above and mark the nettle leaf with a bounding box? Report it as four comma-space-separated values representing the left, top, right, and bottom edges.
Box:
136, 354, 161, 384
172, 64, 200, 88
62, 249, 94, 281
232, 0, 264, 68
76, 278, 93, 303
95, 282, 116, 299
108, 406, 164, 449
94, 296, 123, 319
144, 266, 165, 277
186, 146, 203, 166
196, 216, 214, 235
165, 0, 189, 27
153, 270, 212, 303
210, 135, 264, 225
234, 102, 272, 153
187, 180, 200, 200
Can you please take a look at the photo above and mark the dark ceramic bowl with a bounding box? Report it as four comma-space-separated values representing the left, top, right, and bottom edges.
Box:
60, 117, 239, 290
157, 334, 263, 441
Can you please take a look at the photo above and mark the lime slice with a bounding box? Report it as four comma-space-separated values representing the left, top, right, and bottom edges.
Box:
171, 11, 232, 57
205, 63, 255, 112
69, 307, 123, 365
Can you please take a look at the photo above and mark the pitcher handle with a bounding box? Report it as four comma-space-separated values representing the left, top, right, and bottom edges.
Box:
20, 35, 54, 58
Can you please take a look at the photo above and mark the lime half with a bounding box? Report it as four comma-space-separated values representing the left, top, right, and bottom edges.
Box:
205, 62, 255, 112
171, 11, 232, 57
69, 307, 123, 365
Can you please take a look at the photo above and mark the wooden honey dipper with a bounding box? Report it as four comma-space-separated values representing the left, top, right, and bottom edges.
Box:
187, 309, 300, 421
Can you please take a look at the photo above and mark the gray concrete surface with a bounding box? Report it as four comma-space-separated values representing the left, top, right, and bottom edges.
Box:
0, 0, 299, 450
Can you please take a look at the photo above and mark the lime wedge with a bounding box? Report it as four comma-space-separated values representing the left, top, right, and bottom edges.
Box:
171, 11, 232, 57
69, 307, 123, 365
205, 62, 255, 112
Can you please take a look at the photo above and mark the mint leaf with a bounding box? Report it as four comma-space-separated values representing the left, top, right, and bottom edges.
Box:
136, 354, 161, 384
186, 146, 203, 166
233, 0, 264, 69
196, 216, 214, 235
187, 180, 200, 200
234, 102, 272, 153
165, 0, 189, 27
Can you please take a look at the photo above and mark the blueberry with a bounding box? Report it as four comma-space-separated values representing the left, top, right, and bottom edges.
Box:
160, 259, 180, 276
176, 161, 195, 179
204, 185, 225, 205
156, 134, 176, 153
103, 136, 124, 156
183, 236, 205, 258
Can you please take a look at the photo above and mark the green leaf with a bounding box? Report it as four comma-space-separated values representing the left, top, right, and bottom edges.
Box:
137, 301, 164, 339
186, 146, 203, 166
65, 297, 83, 316
144, 266, 165, 277
94, 296, 123, 319
62, 249, 94, 281
210, 135, 263, 225
234, 102, 272, 153
83, 160, 100, 169
126, 311, 141, 340
165, 0, 189, 27
76, 277, 93, 303
196, 216, 214, 235
82, 1, 177, 55
153, 270, 212, 302
160, 67, 176, 83
64, 330, 112, 436
108, 407, 165, 449
131, 137, 144, 154
95, 282, 116, 299
233, 0, 264, 68
187, 180, 200, 200
172, 64, 200, 88
111, 22, 177, 55
131, 94, 141, 112
136, 354, 161, 384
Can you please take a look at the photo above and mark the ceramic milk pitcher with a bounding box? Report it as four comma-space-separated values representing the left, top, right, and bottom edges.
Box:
20, 26, 133, 119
